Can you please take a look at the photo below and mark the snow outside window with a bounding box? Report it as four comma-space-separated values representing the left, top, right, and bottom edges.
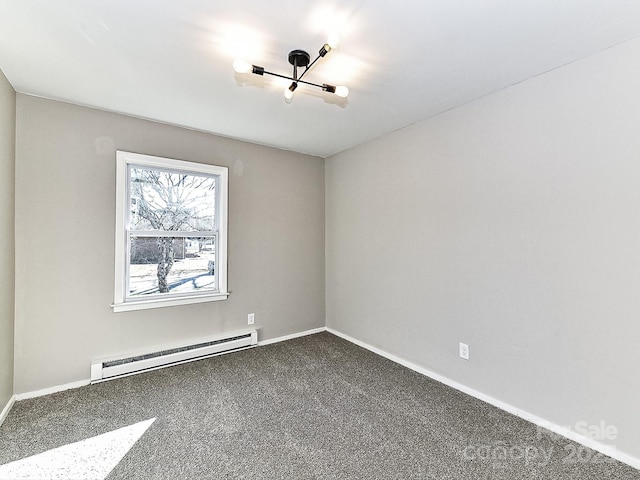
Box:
112, 151, 228, 312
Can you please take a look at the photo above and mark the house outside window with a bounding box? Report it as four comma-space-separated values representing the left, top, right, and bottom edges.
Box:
112, 151, 228, 312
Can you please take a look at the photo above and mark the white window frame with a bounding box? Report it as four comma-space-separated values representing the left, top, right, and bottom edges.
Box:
112, 151, 229, 312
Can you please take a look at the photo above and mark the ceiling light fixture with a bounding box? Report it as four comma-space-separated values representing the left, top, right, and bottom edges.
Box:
233, 37, 349, 102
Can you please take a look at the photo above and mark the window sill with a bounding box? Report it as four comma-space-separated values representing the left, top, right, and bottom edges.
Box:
112, 292, 229, 312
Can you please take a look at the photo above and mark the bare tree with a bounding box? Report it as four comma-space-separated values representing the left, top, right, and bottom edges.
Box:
130, 168, 215, 293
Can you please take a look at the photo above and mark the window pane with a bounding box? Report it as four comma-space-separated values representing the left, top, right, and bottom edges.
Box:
129, 166, 216, 231
128, 236, 216, 297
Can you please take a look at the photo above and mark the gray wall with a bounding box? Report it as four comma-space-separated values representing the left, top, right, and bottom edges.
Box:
0, 69, 15, 409
326, 37, 640, 460
14, 95, 325, 393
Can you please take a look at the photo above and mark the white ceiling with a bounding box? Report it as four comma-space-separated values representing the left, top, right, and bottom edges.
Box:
2, 1, 640, 158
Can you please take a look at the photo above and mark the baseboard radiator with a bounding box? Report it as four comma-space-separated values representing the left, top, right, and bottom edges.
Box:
90, 330, 258, 383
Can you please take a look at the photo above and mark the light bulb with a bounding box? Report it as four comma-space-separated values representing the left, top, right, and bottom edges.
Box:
327, 32, 341, 49
284, 82, 297, 102
334, 85, 349, 98
284, 88, 294, 101
233, 59, 252, 74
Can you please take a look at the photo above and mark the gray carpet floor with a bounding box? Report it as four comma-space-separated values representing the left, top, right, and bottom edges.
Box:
1, 332, 639, 479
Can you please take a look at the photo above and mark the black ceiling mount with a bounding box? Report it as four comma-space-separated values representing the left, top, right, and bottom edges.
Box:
288, 50, 311, 67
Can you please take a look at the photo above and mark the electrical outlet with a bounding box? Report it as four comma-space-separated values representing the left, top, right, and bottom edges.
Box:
459, 342, 469, 360
248, 313, 255, 325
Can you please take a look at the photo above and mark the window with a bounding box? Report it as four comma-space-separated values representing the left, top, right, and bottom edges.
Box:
112, 151, 228, 312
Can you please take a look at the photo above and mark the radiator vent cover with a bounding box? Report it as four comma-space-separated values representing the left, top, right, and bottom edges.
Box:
91, 330, 257, 383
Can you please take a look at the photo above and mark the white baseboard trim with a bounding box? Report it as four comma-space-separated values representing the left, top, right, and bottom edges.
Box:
12, 329, 324, 400
0, 395, 16, 427
13, 328, 321, 399
258, 327, 326, 347
326, 327, 640, 471
15, 379, 91, 401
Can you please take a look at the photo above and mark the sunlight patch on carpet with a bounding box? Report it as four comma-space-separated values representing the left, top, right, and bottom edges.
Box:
0, 418, 155, 480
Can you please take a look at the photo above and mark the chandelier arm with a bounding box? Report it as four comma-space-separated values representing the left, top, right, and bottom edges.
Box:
261, 70, 296, 82
295, 78, 326, 89
260, 70, 325, 89
297, 53, 323, 82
